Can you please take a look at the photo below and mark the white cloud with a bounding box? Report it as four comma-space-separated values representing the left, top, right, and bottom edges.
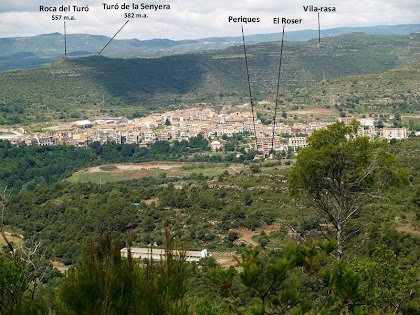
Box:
0, 0, 419, 39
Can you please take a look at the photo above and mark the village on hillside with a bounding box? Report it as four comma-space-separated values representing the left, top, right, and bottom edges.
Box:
0, 104, 411, 156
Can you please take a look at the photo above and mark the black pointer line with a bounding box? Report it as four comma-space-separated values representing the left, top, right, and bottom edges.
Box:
64, 21, 67, 55
99, 20, 130, 55
241, 25, 258, 152
318, 12, 321, 45
271, 24, 285, 153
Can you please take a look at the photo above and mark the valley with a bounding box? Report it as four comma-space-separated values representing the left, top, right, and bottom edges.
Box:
0, 15, 419, 313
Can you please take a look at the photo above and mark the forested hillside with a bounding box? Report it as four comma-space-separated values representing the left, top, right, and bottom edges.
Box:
265, 62, 420, 118
0, 33, 419, 125
1, 133, 419, 313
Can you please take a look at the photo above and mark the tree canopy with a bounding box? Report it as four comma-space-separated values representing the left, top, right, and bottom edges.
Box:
289, 121, 408, 260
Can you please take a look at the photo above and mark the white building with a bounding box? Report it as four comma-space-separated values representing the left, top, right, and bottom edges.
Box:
120, 248, 210, 262
382, 127, 407, 140
358, 118, 375, 127
289, 137, 307, 148
75, 120, 93, 128
211, 140, 222, 150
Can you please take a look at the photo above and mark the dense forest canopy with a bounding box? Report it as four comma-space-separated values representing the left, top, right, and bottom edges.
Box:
1, 130, 419, 313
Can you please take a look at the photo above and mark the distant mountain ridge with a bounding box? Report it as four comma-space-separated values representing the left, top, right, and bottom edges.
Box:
0, 32, 418, 125
0, 24, 419, 72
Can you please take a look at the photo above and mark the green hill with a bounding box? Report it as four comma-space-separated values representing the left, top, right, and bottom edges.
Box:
1, 24, 419, 72
285, 63, 420, 116
0, 33, 419, 125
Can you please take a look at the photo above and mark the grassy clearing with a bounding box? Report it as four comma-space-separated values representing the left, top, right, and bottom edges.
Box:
68, 171, 138, 183
99, 165, 118, 171
67, 162, 250, 184
0, 234, 23, 247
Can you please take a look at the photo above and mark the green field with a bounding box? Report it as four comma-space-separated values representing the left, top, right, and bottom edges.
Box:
67, 162, 249, 184
0, 233, 23, 247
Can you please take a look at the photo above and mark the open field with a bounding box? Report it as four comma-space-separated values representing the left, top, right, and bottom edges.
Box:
230, 223, 284, 247
0, 232, 23, 247
397, 223, 420, 237
68, 162, 249, 184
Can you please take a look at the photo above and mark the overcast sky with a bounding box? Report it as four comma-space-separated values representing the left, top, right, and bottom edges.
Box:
0, 0, 419, 40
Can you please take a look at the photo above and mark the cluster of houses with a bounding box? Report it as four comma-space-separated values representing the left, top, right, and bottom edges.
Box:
0, 105, 410, 155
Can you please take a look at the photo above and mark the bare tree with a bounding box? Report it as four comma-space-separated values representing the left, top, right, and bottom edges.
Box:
19, 237, 51, 300
1, 186, 51, 302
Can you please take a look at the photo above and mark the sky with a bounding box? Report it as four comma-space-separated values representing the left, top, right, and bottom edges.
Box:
0, 0, 419, 40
